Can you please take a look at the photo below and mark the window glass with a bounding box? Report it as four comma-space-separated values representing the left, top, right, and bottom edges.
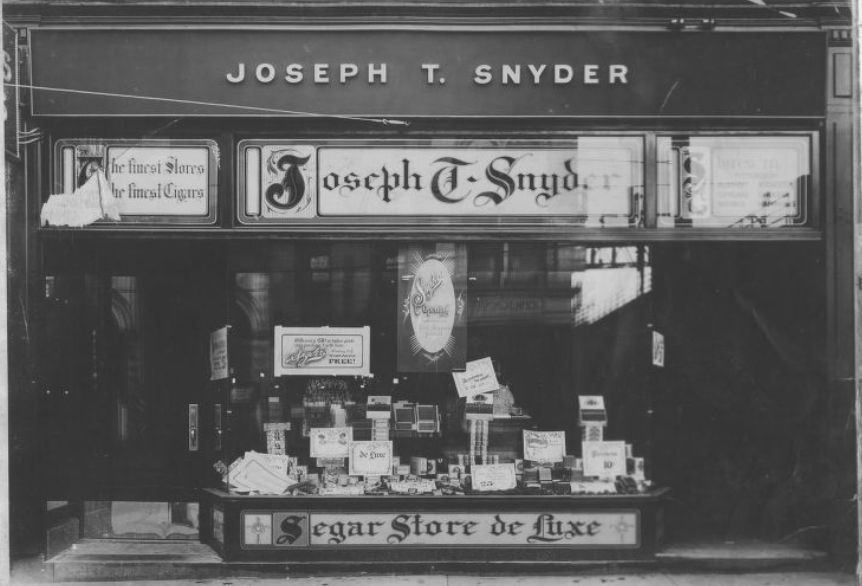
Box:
657, 136, 811, 228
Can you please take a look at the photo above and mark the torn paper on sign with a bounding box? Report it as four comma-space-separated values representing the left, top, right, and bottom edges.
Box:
40, 168, 121, 227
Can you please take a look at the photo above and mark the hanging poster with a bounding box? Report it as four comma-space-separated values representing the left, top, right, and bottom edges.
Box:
397, 243, 467, 373
209, 326, 229, 381
274, 326, 370, 376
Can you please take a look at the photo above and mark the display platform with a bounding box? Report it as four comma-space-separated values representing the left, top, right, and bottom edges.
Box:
200, 487, 669, 563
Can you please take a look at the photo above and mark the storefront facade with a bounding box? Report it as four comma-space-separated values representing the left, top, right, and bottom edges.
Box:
4, 0, 858, 578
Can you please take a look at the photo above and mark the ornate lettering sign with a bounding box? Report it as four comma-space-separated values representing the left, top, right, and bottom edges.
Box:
239, 511, 639, 548
274, 326, 370, 376
318, 144, 639, 222
471, 464, 518, 492
238, 140, 642, 225
53, 139, 218, 225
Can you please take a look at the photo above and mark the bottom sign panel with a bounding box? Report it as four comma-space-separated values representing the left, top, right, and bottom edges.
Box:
240, 510, 639, 548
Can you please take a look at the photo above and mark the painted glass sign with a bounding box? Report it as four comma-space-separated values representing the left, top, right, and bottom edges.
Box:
239, 140, 643, 226
240, 511, 639, 548
658, 136, 811, 228
239, 143, 316, 221
53, 139, 219, 225
397, 243, 467, 373
274, 326, 370, 376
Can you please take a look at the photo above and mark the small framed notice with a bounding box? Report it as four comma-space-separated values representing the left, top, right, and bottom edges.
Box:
471, 463, 517, 492
309, 427, 352, 459
523, 430, 566, 464
582, 441, 627, 479
652, 330, 665, 368
209, 326, 229, 381
275, 326, 370, 376
453, 357, 500, 398
348, 441, 393, 476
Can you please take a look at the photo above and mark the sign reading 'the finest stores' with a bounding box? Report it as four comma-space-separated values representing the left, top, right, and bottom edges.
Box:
240, 510, 639, 549
54, 139, 219, 224
105, 146, 210, 216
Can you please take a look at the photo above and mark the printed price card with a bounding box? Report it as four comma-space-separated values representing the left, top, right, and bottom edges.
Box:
471, 463, 517, 492
523, 430, 566, 464
309, 427, 352, 459
453, 357, 500, 398
348, 441, 393, 476
582, 441, 627, 479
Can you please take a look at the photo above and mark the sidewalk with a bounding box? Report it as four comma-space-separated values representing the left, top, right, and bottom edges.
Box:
7, 571, 861, 586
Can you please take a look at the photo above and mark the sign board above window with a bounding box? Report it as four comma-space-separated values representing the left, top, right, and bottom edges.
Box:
238, 139, 644, 227
29, 29, 825, 118
53, 139, 219, 225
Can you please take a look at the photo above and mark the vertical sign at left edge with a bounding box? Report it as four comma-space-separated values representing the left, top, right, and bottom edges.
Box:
4, 21, 19, 160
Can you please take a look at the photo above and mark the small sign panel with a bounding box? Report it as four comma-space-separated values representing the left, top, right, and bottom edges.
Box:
582, 441, 627, 479
348, 441, 393, 476
272, 512, 310, 547
238, 143, 316, 223
668, 137, 810, 228
274, 326, 370, 376
209, 326, 229, 381
242, 513, 273, 547
523, 430, 566, 464
453, 357, 500, 398
652, 330, 665, 368
309, 427, 353, 459
212, 507, 224, 545
471, 463, 518, 492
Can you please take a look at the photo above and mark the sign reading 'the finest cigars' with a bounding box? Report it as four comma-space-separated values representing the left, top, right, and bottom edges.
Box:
53, 139, 219, 225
